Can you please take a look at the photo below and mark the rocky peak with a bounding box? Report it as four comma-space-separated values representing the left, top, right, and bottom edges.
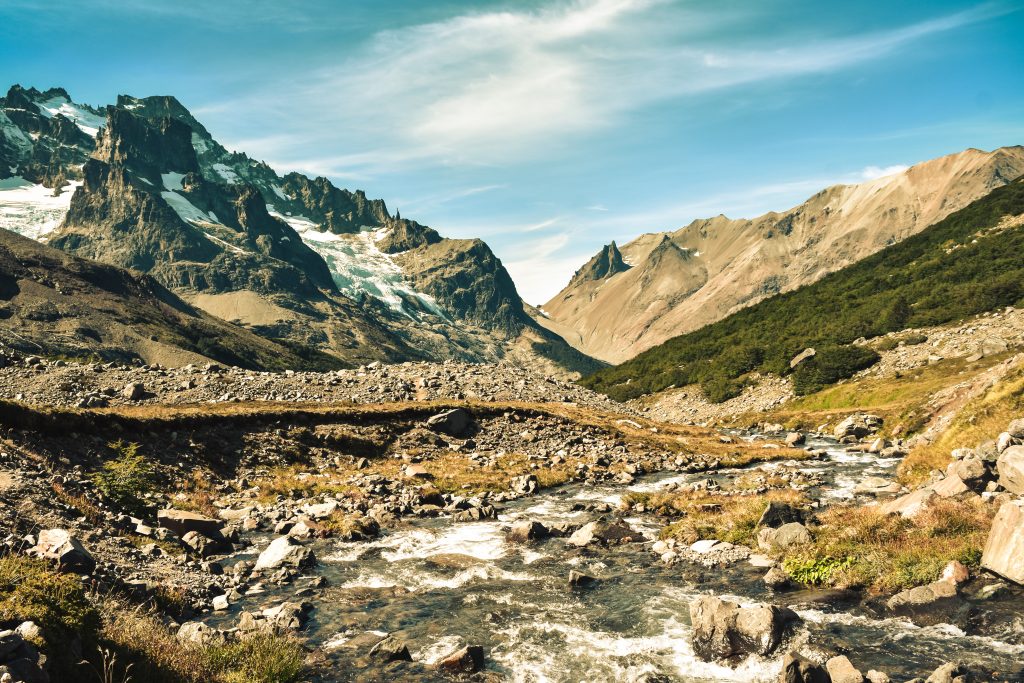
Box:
377, 218, 442, 254
567, 240, 629, 288
116, 94, 212, 138
278, 173, 390, 234
94, 107, 199, 180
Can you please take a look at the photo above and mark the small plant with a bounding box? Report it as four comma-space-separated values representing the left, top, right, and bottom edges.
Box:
83, 646, 134, 683
93, 441, 157, 513
783, 555, 855, 586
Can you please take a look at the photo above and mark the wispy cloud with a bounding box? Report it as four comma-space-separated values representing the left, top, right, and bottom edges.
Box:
860, 164, 910, 180
222, 0, 1006, 176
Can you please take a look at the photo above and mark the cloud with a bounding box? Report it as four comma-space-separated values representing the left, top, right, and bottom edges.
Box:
223, 0, 1004, 176
860, 164, 910, 180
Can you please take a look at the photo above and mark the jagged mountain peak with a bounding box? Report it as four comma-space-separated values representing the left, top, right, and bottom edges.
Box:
567, 239, 630, 288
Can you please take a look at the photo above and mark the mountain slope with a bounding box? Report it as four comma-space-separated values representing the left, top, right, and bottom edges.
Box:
0, 85, 596, 376
544, 146, 1024, 363
582, 177, 1024, 402
0, 227, 340, 369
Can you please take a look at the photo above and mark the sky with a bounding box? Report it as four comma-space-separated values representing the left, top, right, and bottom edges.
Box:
2, 1, 1022, 303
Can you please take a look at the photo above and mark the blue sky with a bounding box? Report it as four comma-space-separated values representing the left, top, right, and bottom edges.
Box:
2, 1, 1022, 303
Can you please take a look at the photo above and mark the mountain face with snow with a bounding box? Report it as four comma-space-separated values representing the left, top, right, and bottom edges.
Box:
541, 146, 1024, 364
0, 85, 598, 375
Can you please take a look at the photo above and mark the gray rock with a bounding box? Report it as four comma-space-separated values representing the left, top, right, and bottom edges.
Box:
981, 498, 1024, 584
866, 671, 891, 683
689, 596, 799, 661
826, 655, 865, 683
764, 566, 790, 590
568, 570, 596, 587
758, 502, 803, 529
781, 652, 829, 683
122, 382, 145, 400
757, 523, 812, 552
996, 445, 1024, 494
785, 432, 805, 447
568, 520, 642, 547
886, 578, 965, 625
1007, 418, 1024, 439
790, 348, 816, 369
507, 520, 548, 543
34, 529, 95, 574
157, 508, 225, 538
254, 536, 315, 571
426, 408, 473, 437
925, 661, 970, 683
947, 457, 987, 486
369, 635, 412, 663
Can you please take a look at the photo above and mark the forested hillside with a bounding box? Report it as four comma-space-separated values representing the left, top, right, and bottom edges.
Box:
582, 177, 1024, 402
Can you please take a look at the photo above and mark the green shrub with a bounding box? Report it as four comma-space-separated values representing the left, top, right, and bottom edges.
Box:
206, 633, 306, 683
791, 345, 881, 395
93, 440, 157, 513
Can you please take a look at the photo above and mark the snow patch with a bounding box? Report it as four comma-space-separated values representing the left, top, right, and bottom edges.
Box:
211, 163, 241, 184
161, 172, 185, 191
0, 111, 33, 154
270, 210, 447, 318
0, 177, 80, 240
35, 95, 106, 137
160, 190, 219, 225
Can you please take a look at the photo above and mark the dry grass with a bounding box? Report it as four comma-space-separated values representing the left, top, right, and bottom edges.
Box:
782, 497, 993, 592
625, 488, 808, 547
99, 598, 306, 683
749, 352, 1014, 437
899, 362, 1024, 486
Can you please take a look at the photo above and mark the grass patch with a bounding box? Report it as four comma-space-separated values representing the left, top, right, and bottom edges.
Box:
0, 555, 101, 678
99, 599, 306, 683
782, 498, 993, 592
625, 489, 808, 547
899, 360, 1024, 486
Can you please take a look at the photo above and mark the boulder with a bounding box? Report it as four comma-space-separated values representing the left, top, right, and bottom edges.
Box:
853, 477, 902, 496
826, 655, 865, 683
510, 474, 539, 495
865, 672, 891, 683
925, 661, 970, 683
567, 520, 642, 547
34, 529, 95, 574
885, 578, 965, 625
946, 458, 988, 487
763, 566, 790, 590
879, 488, 937, 518
930, 474, 970, 498
785, 432, 805, 447
689, 596, 799, 661
507, 520, 548, 544
122, 382, 145, 400
758, 502, 804, 529
369, 635, 412, 663
780, 652, 830, 683
834, 414, 882, 440
436, 645, 485, 674
757, 523, 812, 552
426, 408, 473, 437
254, 536, 315, 571
177, 621, 225, 645
1007, 418, 1024, 439
157, 509, 224, 538
403, 464, 434, 480
981, 498, 1024, 584
996, 445, 1024, 494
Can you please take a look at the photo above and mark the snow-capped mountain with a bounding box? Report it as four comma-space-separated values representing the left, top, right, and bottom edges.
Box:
0, 85, 598, 375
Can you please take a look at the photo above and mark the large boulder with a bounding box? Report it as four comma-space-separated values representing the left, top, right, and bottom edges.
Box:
758, 502, 804, 529
982, 498, 1024, 584
885, 578, 966, 626
567, 520, 642, 547
369, 635, 412, 663
757, 523, 812, 552
157, 509, 225, 538
833, 414, 882, 440
507, 520, 548, 544
426, 408, 473, 437
34, 529, 95, 574
996, 445, 1024, 494
689, 596, 799, 661
254, 536, 315, 571
826, 655, 865, 683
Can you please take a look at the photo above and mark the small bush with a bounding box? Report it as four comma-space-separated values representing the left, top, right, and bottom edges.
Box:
782, 556, 854, 586
93, 440, 157, 513
206, 633, 306, 683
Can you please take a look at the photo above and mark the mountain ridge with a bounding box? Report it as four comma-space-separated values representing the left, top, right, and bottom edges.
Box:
543, 145, 1024, 363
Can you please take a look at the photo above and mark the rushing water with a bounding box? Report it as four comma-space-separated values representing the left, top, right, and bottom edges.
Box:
225, 435, 1024, 682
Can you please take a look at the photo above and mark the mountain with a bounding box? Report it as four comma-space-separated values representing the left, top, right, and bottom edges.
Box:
582, 177, 1024, 402
542, 146, 1024, 363
0, 226, 340, 369
0, 85, 597, 375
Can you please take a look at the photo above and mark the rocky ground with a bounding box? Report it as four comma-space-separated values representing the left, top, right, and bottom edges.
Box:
0, 355, 628, 412
1, 345, 1023, 681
